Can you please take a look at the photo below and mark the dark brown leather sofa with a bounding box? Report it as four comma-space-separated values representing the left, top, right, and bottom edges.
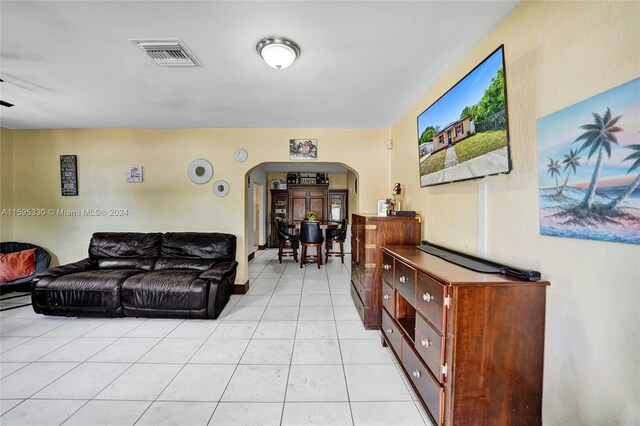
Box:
32, 232, 237, 319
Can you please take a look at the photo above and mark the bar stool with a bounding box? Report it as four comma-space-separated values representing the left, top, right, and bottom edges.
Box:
325, 219, 348, 263
276, 219, 299, 263
299, 221, 324, 268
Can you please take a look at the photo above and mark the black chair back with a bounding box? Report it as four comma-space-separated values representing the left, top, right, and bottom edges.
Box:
299, 221, 323, 244
327, 219, 348, 240
276, 219, 295, 241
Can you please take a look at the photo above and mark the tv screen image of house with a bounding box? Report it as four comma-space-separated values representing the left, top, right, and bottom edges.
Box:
417, 45, 511, 187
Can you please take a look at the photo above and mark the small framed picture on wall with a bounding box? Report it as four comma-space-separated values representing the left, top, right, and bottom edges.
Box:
289, 139, 318, 160
126, 165, 143, 183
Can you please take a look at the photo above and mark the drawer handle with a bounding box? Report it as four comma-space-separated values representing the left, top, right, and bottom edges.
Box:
386, 328, 393, 334
422, 293, 433, 302
399, 276, 407, 283
421, 338, 431, 348
383, 294, 390, 301
383, 264, 391, 270
412, 370, 421, 379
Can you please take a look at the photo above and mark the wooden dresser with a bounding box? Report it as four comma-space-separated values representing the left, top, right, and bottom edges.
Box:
350, 214, 421, 329
381, 245, 549, 425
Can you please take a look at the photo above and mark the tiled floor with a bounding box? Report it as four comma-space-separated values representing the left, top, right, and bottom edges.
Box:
0, 249, 431, 425
0, 293, 31, 312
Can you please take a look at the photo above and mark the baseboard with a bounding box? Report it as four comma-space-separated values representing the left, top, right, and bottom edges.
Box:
247, 252, 255, 262
234, 280, 249, 294
258, 244, 268, 250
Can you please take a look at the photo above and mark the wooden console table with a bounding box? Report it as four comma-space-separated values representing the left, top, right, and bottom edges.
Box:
381, 245, 549, 425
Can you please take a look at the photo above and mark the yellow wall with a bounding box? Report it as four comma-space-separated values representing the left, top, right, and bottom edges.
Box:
3, 128, 388, 280
0, 127, 14, 241
391, 1, 639, 424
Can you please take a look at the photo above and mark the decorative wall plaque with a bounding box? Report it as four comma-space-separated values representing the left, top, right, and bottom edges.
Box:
60, 155, 78, 196
126, 165, 143, 183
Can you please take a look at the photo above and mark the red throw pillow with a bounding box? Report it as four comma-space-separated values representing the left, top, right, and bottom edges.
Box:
0, 248, 37, 283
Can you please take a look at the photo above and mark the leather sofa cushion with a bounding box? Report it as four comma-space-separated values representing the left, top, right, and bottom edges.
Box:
38, 258, 96, 278
121, 270, 208, 312
154, 258, 216, 271
33, 270, 142, 311
89, 232, 162, 259
199, 261, 238, 282
98, 258, 156, 271
161, 232, 236, 261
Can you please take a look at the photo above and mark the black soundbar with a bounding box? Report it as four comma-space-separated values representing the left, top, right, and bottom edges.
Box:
417, 240, 541, 281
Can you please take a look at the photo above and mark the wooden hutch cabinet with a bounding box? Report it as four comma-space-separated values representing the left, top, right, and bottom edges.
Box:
381, 245, 549, 425
288, 184, 328, 223
350, 213, 421, 329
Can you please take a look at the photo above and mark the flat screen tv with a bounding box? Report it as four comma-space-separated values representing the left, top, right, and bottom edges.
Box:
417, 45, 511, 187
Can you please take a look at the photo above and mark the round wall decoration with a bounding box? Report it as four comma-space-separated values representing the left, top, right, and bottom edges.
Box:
187, 159, 213, 184
234, 148, 248, 162
213, 180, 230, 197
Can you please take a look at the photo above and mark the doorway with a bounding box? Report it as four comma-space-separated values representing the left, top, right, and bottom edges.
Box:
244, 162, 358, 258
252, 182, 263, 252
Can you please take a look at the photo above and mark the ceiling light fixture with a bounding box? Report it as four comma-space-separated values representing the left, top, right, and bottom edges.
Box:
256, 36, 301, 70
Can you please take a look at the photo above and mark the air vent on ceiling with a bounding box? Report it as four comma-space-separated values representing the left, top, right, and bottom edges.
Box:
130, 39, 201, 67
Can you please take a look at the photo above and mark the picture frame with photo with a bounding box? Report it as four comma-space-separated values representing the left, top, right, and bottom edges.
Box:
290, 139, 318, 160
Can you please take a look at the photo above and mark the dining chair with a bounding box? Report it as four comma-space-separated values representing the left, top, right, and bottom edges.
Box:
299, 221, 324, 268
276, 219, 299, 263
325, 218, 348, 263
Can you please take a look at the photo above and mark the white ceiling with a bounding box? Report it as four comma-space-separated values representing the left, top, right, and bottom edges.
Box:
0, 1, 520, 130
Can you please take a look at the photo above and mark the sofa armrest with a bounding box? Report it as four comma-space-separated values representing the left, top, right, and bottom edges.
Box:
199, 261, 238, 282
37, 258, 97, 278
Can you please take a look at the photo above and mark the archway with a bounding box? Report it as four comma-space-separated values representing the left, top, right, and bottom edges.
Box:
244, 162, 359, 260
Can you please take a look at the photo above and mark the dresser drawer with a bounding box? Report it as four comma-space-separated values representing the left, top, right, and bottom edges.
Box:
402, 342, 444, 425
382, 309, 402, 356
350, 283, 365, 323
354, 275, 367, 303
416, 271, 446, 332
382, 252, 394, 286
351, 263, 359, 282
415, 313, 445, 383
395, 260, 416, 307
382, 281, 394, 316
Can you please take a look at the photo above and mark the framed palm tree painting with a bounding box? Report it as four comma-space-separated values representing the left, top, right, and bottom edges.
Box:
536, 77, 640, 244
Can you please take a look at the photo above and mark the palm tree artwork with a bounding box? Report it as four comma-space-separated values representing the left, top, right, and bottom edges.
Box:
606, 143, 640, 210
545, 158, 561, 194
557, 148, 581, 197
536, 77, 640, 244
572, 108, 623, 209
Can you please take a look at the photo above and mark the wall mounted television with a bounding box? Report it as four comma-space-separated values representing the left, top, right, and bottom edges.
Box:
417, 45, 512, 187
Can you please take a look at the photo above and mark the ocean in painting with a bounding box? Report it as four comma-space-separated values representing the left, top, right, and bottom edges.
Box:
539, 187, 640, 244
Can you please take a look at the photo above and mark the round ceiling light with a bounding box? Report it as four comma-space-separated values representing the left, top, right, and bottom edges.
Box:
256, 36, 301, 70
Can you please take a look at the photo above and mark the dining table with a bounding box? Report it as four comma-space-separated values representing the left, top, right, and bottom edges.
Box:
286, 221, 339, 232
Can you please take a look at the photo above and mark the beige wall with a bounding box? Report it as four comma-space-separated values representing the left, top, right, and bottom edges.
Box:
3, 128, 389, 281
391, 1, 639, 424
0, 127, 15, 241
